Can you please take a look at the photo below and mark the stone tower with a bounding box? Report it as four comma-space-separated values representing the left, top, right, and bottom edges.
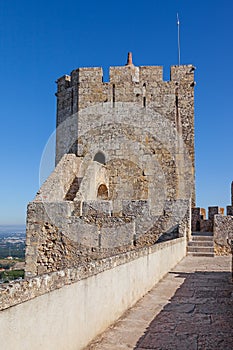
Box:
55, 54, 195, 205
25, 54, 195, 277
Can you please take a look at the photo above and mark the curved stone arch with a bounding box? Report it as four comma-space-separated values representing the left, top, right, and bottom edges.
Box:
97, 183, 109, 200
93, 151, 106, 165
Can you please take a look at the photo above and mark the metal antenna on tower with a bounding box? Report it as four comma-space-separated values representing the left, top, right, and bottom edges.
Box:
177, 13, 181, 65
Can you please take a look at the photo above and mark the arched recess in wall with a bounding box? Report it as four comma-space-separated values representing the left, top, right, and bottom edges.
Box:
93, 151, 106, 165
97, 184, 109, 200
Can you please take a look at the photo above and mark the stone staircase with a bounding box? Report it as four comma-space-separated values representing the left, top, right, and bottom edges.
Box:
65, 177, 82, 201
187, 232, 215, 257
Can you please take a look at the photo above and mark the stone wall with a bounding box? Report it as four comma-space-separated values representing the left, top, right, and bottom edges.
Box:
208, 206, 225, 221
191, 207, 206, 231
214, 215, 233, 255
191, 206, 224, 232
75, 161, 109, 201
25, 197, 190, 277
35, 154, 81, 201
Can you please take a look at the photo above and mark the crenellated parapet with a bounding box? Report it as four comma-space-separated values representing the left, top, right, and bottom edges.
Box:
192, 182, 233, 255
55, 61, 195, 117
56, 63, 195, 116
56, 64, 195, 92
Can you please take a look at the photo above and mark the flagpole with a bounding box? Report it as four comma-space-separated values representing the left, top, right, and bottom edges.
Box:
177, 13, 181, 66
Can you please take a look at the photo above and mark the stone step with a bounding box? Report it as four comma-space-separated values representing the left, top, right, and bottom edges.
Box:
187, 246, 214, 253
187, 252, 215, 257
188, 241, 214, 247
191, 236, 214, 242
192, 231, 213, 236
65, 177, 81, 201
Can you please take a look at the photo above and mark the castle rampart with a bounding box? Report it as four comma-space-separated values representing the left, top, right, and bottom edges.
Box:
192, 181, 233, 254
0, 236, 186, 350
0, 56, 197, 349
2, 53, 233, 350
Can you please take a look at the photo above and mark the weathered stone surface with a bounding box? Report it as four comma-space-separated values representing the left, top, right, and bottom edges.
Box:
0, 237, 185, 311
25, 59, 195, 276
214, 214, 233, 255
56, 62, 195, 205
227, 205, 233, 216
82, 200, 113, 217
208, 206, 225, 221
35, 154, 81, 201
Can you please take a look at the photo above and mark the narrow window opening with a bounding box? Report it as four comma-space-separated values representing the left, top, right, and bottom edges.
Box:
112, 84, 115, 107
93, 151, 106, 165
175, 90, 178, 107
143, 83, 146, 108
143, 96, 146, 107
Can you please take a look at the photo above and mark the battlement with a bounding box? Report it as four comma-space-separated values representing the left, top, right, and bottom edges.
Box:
56, 63, 195, 92
192, 182, 233, 233
71, 67, 103, 84
56, 74, 71, 92
170, 65, 195, 82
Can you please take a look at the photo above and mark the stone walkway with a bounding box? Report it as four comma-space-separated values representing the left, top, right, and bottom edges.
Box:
85, 256, 233, 350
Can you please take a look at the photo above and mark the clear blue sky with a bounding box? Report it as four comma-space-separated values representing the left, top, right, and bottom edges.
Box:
0, 0, 232, 225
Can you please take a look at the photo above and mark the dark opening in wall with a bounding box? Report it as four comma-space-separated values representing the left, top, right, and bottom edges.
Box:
113, 84, 115, 107
143, 83, 146, 107
143, 97, 146, 107
97, 184, 109, 200
94, 151, 106, 165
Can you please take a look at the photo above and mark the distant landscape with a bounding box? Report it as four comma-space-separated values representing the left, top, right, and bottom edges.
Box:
0, 225, 26, 238
0, 225, 26, 283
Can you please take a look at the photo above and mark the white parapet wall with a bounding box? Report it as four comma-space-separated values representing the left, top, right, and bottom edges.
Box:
0, 237, 186, 350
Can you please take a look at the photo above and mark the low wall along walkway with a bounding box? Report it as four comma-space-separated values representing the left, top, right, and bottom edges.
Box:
0, 237, 186, 350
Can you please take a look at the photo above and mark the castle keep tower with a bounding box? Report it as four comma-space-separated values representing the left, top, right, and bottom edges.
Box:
55, 54, 195, 206
25, 55, 196, 277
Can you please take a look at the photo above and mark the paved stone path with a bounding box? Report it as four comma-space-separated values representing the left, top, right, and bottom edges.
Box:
85, 256, 233, 350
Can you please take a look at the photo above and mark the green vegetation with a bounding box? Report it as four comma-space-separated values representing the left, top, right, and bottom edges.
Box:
0, 269, 24, 282
0, 242, 25, 259
0, 261, 15, 270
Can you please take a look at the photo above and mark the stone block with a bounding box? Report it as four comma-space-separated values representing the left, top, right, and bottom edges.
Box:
82, 200, 112, 217
139, 66, 163, 82
65, 217, 99, 248
100, 220, 134, 249
200, 219, 213, 232
227, 206, 233, 216
122, 200, 149, 217
72, 200, 82, 216
214, 215, 233, 253
208, 207, 224, 221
